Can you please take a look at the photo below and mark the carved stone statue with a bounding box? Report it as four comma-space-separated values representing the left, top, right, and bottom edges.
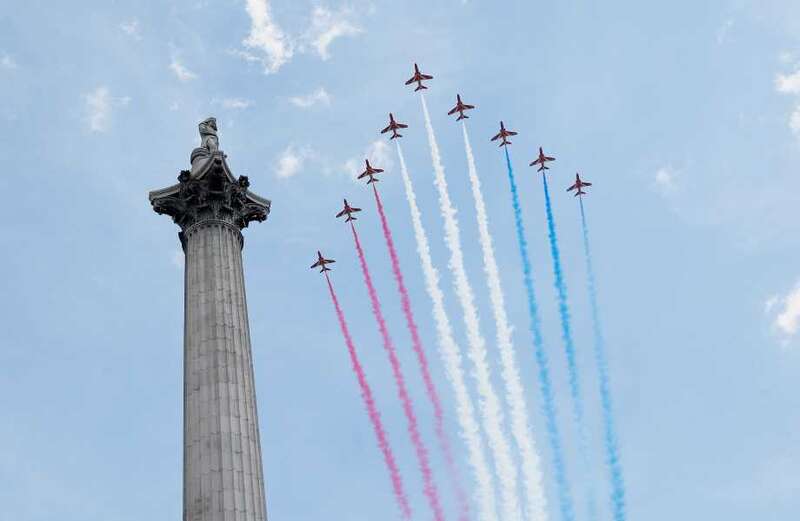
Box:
191, 117, 221, 173
198, 117, 219, 152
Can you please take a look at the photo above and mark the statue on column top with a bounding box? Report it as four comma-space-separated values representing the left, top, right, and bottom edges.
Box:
191, 117, 220, 172
198, 117, 219, 152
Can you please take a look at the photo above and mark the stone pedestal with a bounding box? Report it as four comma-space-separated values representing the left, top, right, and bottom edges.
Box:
149, 123, 271, 521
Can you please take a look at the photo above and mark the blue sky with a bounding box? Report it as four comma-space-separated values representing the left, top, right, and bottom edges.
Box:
1, 1, 800, 520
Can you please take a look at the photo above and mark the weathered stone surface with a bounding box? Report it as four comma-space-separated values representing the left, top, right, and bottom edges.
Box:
149, 153, 269, 233
149, 119, 269, 521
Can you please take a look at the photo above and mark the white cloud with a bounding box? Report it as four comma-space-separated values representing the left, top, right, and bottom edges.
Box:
0, 53, 17, 70
776, 70, 800, 95
241, 0, 294, 74
236, 3, 364, 73
275, 145, 313, 179
776, 68, 800, 138
790, 106, 800, 135
653, 166, 679, 196
768, 280, 800, 344
170, 57, 197, 81
120, 19, 142, 40
219, 98, 253, 110
342, 140, 393, 181
84, 86, 129, 133
303, 6, 362, 60
288, 87, 331, 108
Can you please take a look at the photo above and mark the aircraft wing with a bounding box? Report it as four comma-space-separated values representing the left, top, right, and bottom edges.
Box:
404, 77, 415, 85
336, 209, 346, 218
583, 181, 592, 186
507, 130, 518, 136
310, 260, 322, 268
464, 103, 475, 109
567, 184, 577, 192
490, 132, 501, 141
380, 124, 392, 134
421, 74, 433, 80
447, 106, 459, 115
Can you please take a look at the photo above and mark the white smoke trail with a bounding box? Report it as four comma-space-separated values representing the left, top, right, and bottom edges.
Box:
420, 94, 522, 521
462, 123, 548, 521
396, 142, 498, 521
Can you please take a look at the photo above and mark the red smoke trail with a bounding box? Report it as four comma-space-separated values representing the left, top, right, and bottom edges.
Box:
349, 216, 446, 521
369, 183, 469, 521
324, 272, 412, 519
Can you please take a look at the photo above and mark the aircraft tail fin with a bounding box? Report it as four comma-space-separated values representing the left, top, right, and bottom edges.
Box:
415, 84, 428, 92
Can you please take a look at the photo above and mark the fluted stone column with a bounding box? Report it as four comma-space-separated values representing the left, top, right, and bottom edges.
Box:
149, 118, 271, 521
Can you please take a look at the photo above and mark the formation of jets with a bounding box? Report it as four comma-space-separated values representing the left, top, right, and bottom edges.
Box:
336, 199, 362, 222
313, 63, 596, 274
448, 94, 475, 121
381, 113, 408, 140
357, 159, 384, 184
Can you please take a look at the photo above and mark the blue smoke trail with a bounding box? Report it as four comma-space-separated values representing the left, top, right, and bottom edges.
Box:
579, 197, 626, 521
541, 173, 597, 521
504, 148, 574, 521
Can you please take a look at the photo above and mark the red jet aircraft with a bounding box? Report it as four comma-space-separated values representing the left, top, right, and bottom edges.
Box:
381, 113, 408, 140
490, 121, 517, 147
530, 147, 556, 172
405, 63, 433, 91
310, 251, 335, 273
447, 94, 475, 121
336, 199, 362, 222
566, 173, 592, 197
357, 159, 384, 184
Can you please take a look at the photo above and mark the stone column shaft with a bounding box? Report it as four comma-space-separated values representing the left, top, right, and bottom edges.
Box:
184, 221, 267, 521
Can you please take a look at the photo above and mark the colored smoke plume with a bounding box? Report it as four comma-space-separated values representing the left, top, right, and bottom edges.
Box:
421, 94, 522, 521
504, 148, 575, 521
396, 142, 498, 521
323, 273, 411, 519
352, 202, 445, 521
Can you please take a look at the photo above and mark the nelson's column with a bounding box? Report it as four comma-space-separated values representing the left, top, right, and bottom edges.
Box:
149, 118, 271, 520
